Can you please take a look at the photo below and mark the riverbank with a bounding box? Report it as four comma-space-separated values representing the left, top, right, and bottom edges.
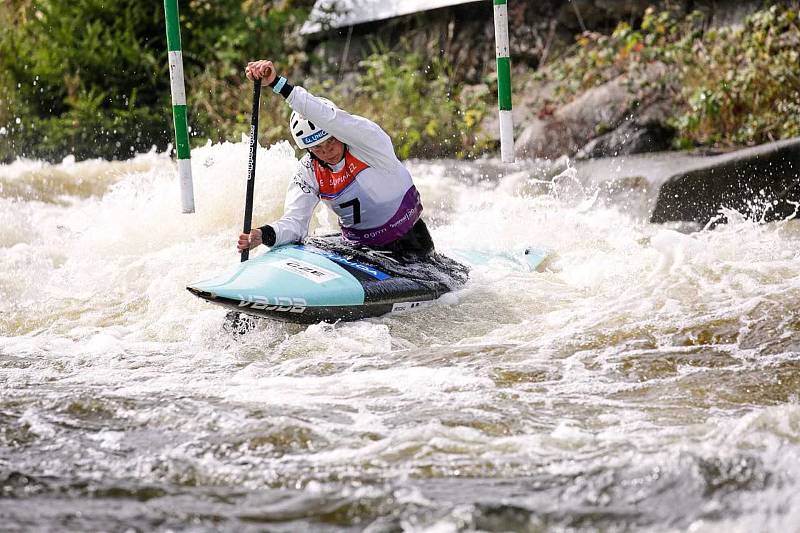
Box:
2, 2, 798, 165
305, 1, 799, 161
506, 4, 800, 161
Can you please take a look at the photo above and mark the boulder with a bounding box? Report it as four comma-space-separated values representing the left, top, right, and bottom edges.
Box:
573, 137, 800, 225
651, 138, 800, 225
575, 100, 676, 159
576, 120, 675, 159
515, 63, 674, 160
515, 75, 631, 159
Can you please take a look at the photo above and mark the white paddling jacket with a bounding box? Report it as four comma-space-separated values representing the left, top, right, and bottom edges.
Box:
270, 87, 423, 247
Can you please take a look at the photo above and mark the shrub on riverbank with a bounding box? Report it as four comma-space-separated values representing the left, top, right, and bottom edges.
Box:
0, 0, 313, 162
536, 4, 800, 150
313, 42, 490, 160
0, 0, 170, 161
4, 2, 796, 163
0, 0, 487, 162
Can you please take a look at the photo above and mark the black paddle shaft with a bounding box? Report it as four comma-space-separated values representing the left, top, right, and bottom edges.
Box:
241, 80, 261, 262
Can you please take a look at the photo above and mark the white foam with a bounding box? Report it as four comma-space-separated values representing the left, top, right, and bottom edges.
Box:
3, 147, 800, 529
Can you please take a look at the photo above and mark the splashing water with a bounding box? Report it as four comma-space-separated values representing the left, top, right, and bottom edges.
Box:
1, 140, 799, 531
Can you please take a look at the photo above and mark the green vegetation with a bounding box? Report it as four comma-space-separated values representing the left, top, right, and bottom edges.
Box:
315, 42, 490, 159
675, 6, 800, 148
0, 0, 169, 161
3, 2, 797, 162
539, 5, 800, 150
0, 0, 313, 162
0, 0, 488, 162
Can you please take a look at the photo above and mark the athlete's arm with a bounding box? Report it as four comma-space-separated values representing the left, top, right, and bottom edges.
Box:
245, 60, 402, 171
237, 161, 319, 251
286, 87, 401, 171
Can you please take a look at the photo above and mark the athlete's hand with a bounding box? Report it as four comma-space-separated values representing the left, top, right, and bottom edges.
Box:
245, 60, 277, 86
237, 228, 263, 252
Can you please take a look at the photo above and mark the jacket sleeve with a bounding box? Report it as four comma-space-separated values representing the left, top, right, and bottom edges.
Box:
286, 86, 403, 172
271, 156, 320, 246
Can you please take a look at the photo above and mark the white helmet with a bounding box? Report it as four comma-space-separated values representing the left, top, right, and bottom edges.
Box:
289, 97, 336, 149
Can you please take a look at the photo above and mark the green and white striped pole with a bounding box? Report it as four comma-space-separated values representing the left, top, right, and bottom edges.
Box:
493, 0, 514, 163
164, 0, 195, 213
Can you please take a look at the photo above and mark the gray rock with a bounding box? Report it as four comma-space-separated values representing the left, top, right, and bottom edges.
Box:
557, 75, 631, 139
573, 137, 800, 225
651, 138, 800, 225
576, 115, 675, 159
515, 62, 676, 160
514, 75, 632, 159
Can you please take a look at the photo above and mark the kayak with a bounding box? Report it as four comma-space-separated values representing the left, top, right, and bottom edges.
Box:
187, 236, 548, 324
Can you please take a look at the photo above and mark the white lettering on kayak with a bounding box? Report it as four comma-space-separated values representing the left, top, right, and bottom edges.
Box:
270, 259, 341, 284
237, 295, 307, 313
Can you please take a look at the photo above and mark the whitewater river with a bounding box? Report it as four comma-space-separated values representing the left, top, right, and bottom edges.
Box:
2, 140, 799, 532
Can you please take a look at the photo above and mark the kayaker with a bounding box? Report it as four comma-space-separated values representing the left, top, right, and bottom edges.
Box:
237, 59, 434, 262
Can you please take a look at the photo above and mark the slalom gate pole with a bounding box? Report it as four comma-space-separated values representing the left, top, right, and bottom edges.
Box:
493, 0, 515, 163
164, 0, 195, 213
